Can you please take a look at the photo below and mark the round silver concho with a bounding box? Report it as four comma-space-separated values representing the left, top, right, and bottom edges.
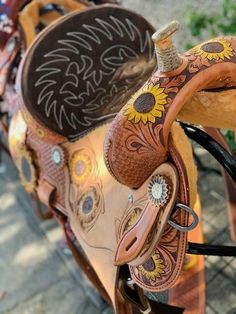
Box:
148, 175, 170, 207
51, 146, 65, 168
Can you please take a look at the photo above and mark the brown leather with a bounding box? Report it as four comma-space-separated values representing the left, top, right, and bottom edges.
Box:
36, 178, 55, 207
105, 37, 236, 189
0, 0, 27, 50
114, 163, 179, 266
0, 0, 27, 97
0, 31, 20, 96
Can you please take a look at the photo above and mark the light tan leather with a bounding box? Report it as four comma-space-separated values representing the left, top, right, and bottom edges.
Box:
9, 108, 197, 311
179, 89, 236, 132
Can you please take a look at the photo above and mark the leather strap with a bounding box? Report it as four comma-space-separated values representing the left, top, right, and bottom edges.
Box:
119, 266, 184, 314
33, 192, 53, 220
187, 242, 236, 257
36, 179, 55, 207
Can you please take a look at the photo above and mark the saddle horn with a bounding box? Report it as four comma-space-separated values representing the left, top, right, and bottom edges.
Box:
152, 20, 182, 73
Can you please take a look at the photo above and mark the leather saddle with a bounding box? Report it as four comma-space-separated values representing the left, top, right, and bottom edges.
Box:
8, 5, 236, 314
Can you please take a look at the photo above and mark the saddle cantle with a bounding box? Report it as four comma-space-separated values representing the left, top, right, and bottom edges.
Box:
17, 5, 155, 141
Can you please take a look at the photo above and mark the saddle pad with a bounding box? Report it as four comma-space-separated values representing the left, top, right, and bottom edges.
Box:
17, 5, 156, 141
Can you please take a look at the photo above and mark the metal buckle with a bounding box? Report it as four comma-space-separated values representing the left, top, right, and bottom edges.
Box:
168, 203, 199, 232
140, 300, 152, 314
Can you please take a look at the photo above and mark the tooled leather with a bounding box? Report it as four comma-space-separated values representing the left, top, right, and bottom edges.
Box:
104, 117, 167, 189
128, 135, 190, 292
114, 163, 179, 266
105, 36, 236, 189
26, 130, 68, 214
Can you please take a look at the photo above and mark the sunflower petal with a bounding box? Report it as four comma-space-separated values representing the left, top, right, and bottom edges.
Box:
127, 112, 136, 121
155, 105, 165, 111
141, 114, 148, 124
134, 114, 141, 123
148, 115, 156, 123
156, 93, 168, 100
154, 87, 165, 95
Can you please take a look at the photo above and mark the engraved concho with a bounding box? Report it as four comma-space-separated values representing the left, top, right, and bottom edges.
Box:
148, 175, 171, 207
51, 145, 65, 168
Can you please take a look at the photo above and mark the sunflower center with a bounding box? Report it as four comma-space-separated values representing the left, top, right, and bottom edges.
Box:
82, 196, 93, 214
201, 42, 224, 53
76, 160, 85, 176
142, 257, 156, 271
21, 157, 32, 182
134, 92, 155, 113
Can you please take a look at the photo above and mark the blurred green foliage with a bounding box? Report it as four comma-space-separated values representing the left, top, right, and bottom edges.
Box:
185, 0, 236, 152
185, 0, 236, 49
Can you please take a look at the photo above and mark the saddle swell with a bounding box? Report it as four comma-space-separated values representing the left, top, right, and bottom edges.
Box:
105, 34, 236, 189
104, 24, 236, 298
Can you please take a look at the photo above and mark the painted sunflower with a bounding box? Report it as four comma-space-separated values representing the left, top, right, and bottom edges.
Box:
69, 151, 92, 185
138, 254, 165, 281
191, 39, 234, 61
125, 208, 142, 231
124, 83, 168, 124
16, 147, 37, 193
77, 188, 98, 224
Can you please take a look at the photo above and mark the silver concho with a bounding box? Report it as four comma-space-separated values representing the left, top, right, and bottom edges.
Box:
51, 146, 65, 168
148, 175, 170, 207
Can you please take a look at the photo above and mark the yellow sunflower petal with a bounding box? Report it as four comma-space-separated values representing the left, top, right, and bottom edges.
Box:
154, 105, 165, 111
124, 106, 134, 114
127, 111, 136, 121
148, 115, 156, 123
134, 114, 141, 123
155, 94, 168, 101
141, 114, 148, 124
154, 87, 165, 95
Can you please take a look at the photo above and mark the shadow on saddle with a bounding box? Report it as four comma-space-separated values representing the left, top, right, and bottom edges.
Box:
8, 4, 236, 314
